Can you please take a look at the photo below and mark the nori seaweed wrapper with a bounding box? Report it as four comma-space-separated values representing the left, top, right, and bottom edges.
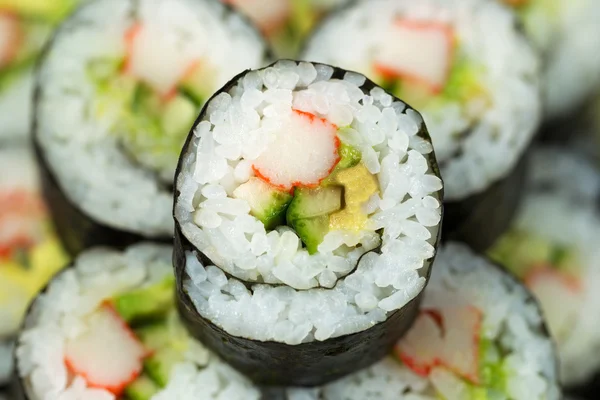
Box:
31, 137, 171, 257
29, 0, 272, 257
0, 339, 13, 390
442, 150, 529, 253
173, 61, 444, 387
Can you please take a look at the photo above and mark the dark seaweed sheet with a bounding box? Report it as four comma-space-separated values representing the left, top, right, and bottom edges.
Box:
442, 150, 529, 253
172, 60, 444, 387
32, 139, 171, 256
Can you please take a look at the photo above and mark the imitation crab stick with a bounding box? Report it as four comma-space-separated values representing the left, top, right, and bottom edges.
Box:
525, 265, 582, 339
252, 109, 341, 191
396, 306, 483, 384
374, 19, 455, 94
123, 23, 200, 97
64, 303, 149, 395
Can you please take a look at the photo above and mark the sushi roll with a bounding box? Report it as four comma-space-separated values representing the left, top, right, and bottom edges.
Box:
14, 243, 261, 400
500, 0, 600, 119
222, 0, 349, 58
285, 243, 561, 400
302, 0, 541, 251
0, 0, 80, 143
33, 0, 270, 255
174, 60, 444, 386
489, 147, 600, 387
0, 146, 69, 387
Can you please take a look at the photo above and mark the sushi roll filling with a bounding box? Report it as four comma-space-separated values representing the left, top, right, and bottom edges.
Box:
234, 109, 381, 254
86, 23, 216, 182
397, 304, 510, 397
16, 245, 261, 399
491, 231, 583, 342
224, 0, 346, 57
59, 276, 189, 397
177, 61, 442, 345
372, 18, 489, 147
179, 62, 442, 291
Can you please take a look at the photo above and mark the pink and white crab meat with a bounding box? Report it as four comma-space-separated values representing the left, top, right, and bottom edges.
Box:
252, 110, 341, 191
396, 306, 482, 384
64, 304, 149, 395
124, 24, 200, 97
525, 266, 582, 340
375, 19, 454, 94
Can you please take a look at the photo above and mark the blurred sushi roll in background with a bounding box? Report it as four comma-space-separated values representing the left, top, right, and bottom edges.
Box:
0, 146, 68, 387
501, 0, 600, 120
489, 147, 600, 388
285, 243, 560, 400
15, 244, 261, 400
222, 0, 348, 58
0, 0, 80, 143
302, 0, 541, 251
173, 60, 444, 386
33, 0, 270, 255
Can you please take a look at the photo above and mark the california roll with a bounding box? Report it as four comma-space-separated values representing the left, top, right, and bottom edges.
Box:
302, 0, 541, 251
33, 0, 269, 254
174, 60, 444, 386
490, 147, 600, 387
15, 243, 261, 400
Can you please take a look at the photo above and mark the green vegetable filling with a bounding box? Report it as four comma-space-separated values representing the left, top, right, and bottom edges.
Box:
113, 275, 175, 325
87, 57, 209, 181
111, 278, 199, 398
378, 56, 487, 115
488, 229, 580, 278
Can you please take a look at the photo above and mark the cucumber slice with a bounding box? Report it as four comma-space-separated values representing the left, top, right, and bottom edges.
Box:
144, 347, 184, 387
233, 178, 293, 230
287, 187, 343, 221
338, 143, 362, 170
286, 187, 343, 254
161, 95, 197, 138
135, 324, 171, 352
124, 374, 160, 400
113, 276, 175, 324
289, 215, 329, 255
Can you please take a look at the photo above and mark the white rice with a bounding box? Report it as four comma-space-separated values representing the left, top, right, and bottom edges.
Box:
35, 0, 268, 236
302, 0, 541, 201
16, 243, 260, 400
176, 60, 443, 343
517, 0, 600, 118
497, 147, 600, 385
288, 243, 560, 400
